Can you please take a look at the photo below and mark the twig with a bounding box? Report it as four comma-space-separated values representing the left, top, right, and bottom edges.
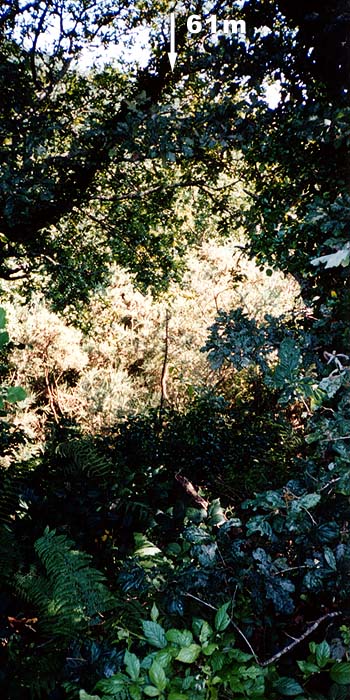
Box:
272, 565, 311, 577
183, 592, 259, 663
260, 612, 342, 667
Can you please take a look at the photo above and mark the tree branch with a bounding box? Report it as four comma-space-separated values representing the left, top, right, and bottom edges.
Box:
260, 612, 342, 667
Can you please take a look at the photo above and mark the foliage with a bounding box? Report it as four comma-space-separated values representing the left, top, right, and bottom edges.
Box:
4, 242, 297, 433
87, 604, 274, 700
1, 0, 350, 698
0, 306, 26, 413
78, 610, 350, 700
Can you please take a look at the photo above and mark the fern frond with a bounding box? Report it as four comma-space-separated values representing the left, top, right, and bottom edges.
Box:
14, 529, 115, 641
35, 528, 115, 634
14, 569, 51, 610
56, 439, 112, 481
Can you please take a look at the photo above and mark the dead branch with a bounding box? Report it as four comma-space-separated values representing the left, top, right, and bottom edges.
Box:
260, 612, 342, 667
175, 474, 209, 510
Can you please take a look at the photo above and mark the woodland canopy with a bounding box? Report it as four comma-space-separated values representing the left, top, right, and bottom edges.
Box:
1, 1, 350, 699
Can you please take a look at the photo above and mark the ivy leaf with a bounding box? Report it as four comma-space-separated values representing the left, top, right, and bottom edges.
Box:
176, 644, 201, 663
337, 472, 350, 496
273, 676, 304, 695
215, 602, 231, 632
149, 661, 167, 691
246, 515, 273, 538
317, 522, 339, 544
330, 662, 350, 685
192, 542, 217, 566
324, 547, 337, 571
183, 525, 212, 544
293, 493, 321, 511
319, 375, 344, 398
142, 621, 167, 649
124, 650, 140, 681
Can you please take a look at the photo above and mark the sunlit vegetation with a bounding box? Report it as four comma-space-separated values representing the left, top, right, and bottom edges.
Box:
1, 2, 350, 699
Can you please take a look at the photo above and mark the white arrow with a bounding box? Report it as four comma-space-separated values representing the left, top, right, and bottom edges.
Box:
168, 12, 177, 70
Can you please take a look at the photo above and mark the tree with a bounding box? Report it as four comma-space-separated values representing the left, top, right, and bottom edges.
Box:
0, 0, 348, 345
2, 1, 346, 308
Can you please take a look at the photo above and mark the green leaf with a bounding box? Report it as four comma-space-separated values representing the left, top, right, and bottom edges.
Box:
246, 515, 273, 538
129, 684, 142, 700
149, 661, 167, 691
143, 687, 160, 697
273, 677, 304, 696
153, 650, 174, 667
208, 499, 226, 526
142, 620, 167, 649
151, 603, 159, 622
125, 650, 140, 681
337, 472, 350, 496
176, 644, 201, 663
215, 602, 231, 632
296, 493, 321, 510
0, 330, 9, 347
5, 386, 26, 403
134, 533, 161, 557
315, 641, 331, 668
95, 674, 128, 693
166, 629, 193, 646
297, 660, 321, 676
167, 694, 188, 700
0, 308, 6, 329
79, 692, 100, 700
330, 662, 350, 685
199, 621, 213, 643
230, 649, 253, 662
202, 642, 218, 656
183, 525, 212, 544
324, 548, 337, 572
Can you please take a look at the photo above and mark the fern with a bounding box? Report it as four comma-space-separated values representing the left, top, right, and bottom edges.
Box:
15, 528, 116, 640
56, 439, 112, 481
